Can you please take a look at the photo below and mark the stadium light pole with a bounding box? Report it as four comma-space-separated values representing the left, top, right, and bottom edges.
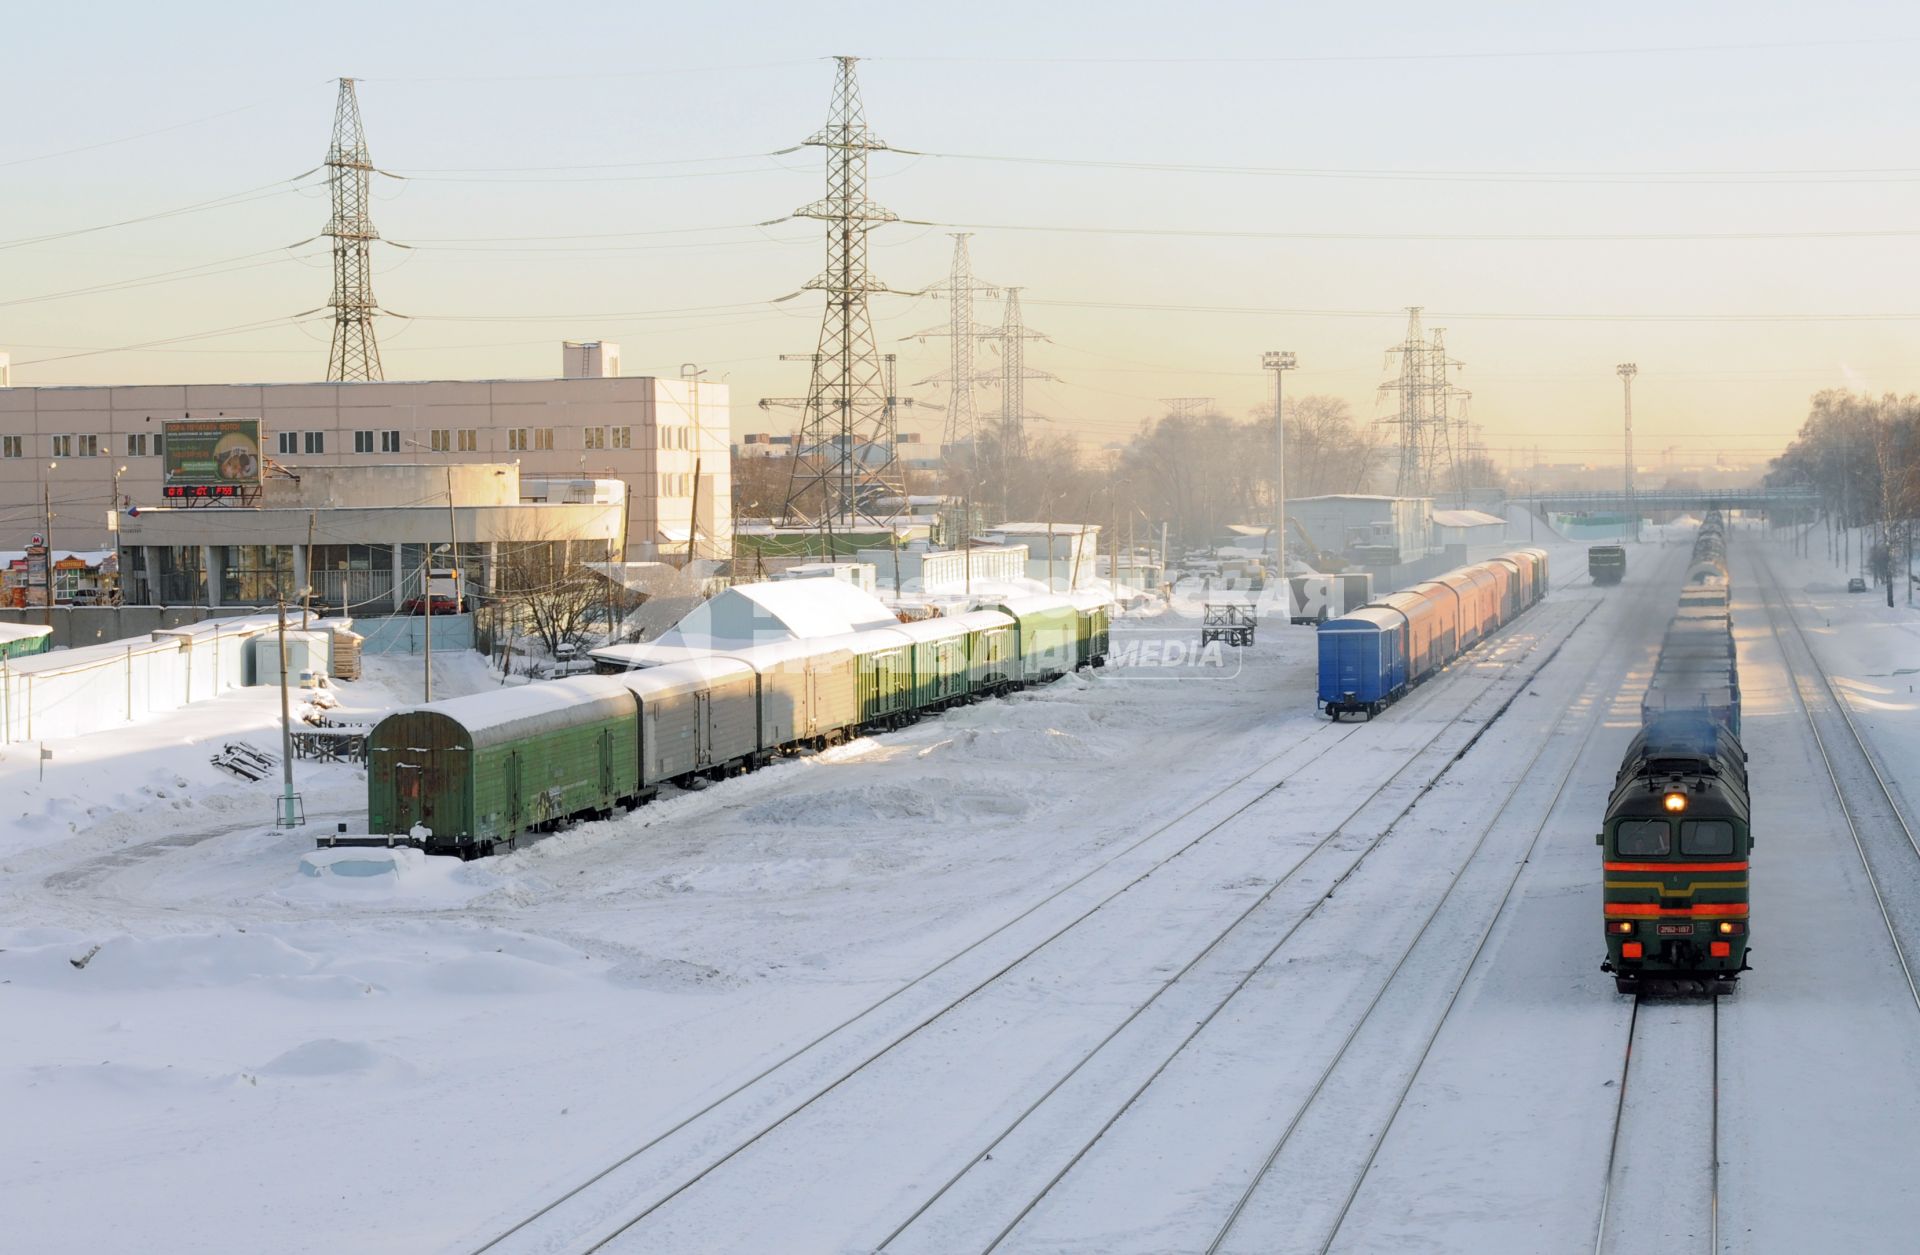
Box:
1263, 352, 1298, 574
1617, 363, 1638, 542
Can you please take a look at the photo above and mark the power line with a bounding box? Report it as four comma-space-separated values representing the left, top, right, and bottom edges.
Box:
1023, 297, 1920, 324
889, 147, 1920, 186
11, 313, 331, 368
0, 90, 311, 169
0, 244, 321, 311
0, 172, 321, 252
870, 36, 1920, 66
904, 216, 1920, 243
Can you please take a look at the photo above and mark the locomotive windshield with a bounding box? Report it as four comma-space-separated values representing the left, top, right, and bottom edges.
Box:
1680, 819, 1736, 856
1615, 819, 1670, 856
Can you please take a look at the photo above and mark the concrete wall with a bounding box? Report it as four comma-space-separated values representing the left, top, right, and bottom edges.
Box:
0, 605, 248, 648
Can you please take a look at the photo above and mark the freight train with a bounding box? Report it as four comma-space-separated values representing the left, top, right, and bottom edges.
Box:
1600, 510, 1750, 994
353, 591, 1111, 858
1313, 549, 1551, 719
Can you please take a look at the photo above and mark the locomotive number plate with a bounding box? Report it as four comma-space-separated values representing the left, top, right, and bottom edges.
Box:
1657, 923, 1693, 936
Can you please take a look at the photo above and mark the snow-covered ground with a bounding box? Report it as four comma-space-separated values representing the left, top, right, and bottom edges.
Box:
5, 524, 1920, 1254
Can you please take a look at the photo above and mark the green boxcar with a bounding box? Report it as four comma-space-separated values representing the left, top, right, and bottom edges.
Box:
1066, 592, 1112, 668
955, 610, 1019, 693
368, 677, 640, 856
992, 596, 1079, 683
896, 618, 973, 711
852, 629, 915, 728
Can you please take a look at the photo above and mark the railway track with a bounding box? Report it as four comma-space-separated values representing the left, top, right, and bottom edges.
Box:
1754, 545, 1920, 1015
1592, 997, 1721, 1255
462, 594, 1600, 1255
1196, 579, 1636, 1255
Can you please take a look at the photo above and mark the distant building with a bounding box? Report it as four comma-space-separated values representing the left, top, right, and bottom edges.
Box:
115, 462, 625, 611
0, 375, 728, 559
1287, 495, 1434, 564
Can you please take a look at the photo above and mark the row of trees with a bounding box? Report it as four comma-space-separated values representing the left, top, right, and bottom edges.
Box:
1767, 390, 1920, 599
732, 395, 1523, 553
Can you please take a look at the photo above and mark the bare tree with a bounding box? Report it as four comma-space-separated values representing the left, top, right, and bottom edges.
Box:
492, 516, 608, 658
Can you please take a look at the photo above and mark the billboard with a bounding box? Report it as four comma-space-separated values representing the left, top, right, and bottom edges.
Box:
162, 419, 262, 495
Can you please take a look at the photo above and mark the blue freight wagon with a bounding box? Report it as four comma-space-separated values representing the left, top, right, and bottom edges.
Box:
1316, 607, 1408, 719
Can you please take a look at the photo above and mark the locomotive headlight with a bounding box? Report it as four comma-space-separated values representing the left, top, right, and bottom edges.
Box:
1718, 922, 1734, 934
1611, 921, 1635, 935
1663, 792, 1688, 813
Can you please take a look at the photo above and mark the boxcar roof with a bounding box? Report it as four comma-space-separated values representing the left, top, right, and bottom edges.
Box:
1320, 607, 1404, 632
609, 655, 755, 702
408, 675, 637, 745
992, 594, 1077, 617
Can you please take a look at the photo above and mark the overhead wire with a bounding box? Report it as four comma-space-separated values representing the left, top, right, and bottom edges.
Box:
0, 171, 323, 252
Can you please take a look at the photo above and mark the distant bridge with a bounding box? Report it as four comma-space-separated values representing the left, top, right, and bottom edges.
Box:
1523, 486, 1817, 514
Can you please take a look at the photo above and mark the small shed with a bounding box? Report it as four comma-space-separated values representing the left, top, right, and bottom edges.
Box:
1431, 508, 1508, 548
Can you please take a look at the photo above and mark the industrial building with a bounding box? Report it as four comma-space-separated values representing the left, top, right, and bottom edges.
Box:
0, 374, 730, 561
115, 463, 625, 612
1286, 496, 1435, 565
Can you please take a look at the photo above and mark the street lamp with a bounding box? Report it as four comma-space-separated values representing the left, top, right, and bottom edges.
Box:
1263, 351, 1298, 575
1616, 363, 1638, 542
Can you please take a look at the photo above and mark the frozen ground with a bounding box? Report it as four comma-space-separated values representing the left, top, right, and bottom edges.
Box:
3, 524, 1918, 1254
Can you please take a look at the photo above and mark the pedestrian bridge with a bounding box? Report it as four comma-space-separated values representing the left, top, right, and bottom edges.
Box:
1525, 486, 1816, 514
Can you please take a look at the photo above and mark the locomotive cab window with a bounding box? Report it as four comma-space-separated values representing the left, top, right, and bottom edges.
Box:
1680, 819, 1736, 856
1615, 819, 1670, 856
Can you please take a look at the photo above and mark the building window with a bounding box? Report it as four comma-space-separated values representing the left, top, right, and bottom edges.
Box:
305, 431, 325, 454
126, 433, 147, 457
74, 434, 99, 457
381, 430, 400, 453
458, 429, 478, 452
584, 427, 606, 450
278, 432, 298, 456
612, 426, 631, 449
354, 430, 375, 454
534, 428, 554, 451
430, 429, 450, 452
508, 429, 528, 452
51, 435, 72, 457
153, 433, 165, 457
2, 436, 20, 458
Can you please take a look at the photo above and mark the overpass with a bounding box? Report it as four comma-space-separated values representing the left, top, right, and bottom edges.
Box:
1523, 486, 1817, 514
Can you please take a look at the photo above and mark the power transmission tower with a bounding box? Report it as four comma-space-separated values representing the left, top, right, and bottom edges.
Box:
981, 286, 1052, 519
910, 233, 999, 478
324, 77, 383, 382
760, 56, 904, 534
1377, 307, 1468, 498
1160, 397, 1216, 420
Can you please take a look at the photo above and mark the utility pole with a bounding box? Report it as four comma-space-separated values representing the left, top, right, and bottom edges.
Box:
302, 511, 315, 629
1617, 363, 1638, 543
323, 77, 384, 382
1262, 351, 1297, 575
42, 471, 54, 628
421, 545, 433, 703
276, 590, 298, 828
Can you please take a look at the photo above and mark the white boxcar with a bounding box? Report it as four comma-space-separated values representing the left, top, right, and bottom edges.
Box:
726, 636, 860, 750
612, 657, 758, 785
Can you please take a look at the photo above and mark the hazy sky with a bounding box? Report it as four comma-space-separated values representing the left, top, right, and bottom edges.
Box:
5, 1, 1919, 469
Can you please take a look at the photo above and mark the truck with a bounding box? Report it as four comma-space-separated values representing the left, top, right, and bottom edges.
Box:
1588, 545, 1626, 586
